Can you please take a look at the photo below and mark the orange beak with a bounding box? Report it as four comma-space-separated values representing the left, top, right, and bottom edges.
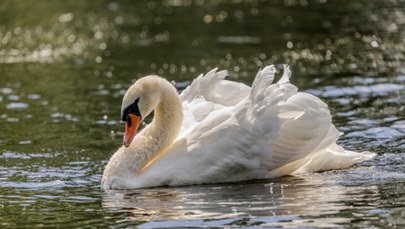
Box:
124, 114, 141, 147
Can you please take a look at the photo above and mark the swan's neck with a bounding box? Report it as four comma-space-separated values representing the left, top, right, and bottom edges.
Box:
127, 81, 183, 173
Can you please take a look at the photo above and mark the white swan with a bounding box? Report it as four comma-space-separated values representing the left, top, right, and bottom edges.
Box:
101, 65, 375, 190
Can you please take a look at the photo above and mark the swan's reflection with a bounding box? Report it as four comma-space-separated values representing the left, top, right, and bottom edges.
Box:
102, 170, 380, 227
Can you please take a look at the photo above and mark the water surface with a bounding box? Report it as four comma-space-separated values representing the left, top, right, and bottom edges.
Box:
0, 0, 404, 228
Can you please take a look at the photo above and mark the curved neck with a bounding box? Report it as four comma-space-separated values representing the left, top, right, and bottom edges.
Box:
128, 79, 183, 173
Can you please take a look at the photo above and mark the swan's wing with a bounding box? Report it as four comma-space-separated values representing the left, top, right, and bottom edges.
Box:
245, 65, 374, 176
167, 65, 373, 183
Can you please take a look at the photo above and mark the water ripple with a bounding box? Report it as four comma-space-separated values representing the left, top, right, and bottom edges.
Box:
309, 83, 404, 98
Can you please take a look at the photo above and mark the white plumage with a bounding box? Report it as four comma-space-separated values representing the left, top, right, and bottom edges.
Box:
101, 65, 375, 190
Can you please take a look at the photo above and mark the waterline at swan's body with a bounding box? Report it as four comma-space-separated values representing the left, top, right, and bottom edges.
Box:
101, 65, 375, 190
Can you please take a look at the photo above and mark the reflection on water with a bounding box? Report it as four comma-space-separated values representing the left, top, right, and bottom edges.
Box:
0, 0, 404, 227
103, 177, 357, 224
102, 166, 404, 228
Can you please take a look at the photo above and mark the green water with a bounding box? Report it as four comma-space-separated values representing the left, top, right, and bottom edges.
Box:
0, 0, 404, 227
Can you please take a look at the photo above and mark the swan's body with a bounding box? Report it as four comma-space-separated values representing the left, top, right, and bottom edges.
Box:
101, 65, 375, 190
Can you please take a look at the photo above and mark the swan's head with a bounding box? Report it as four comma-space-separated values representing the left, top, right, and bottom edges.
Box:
121, 76, 161, 147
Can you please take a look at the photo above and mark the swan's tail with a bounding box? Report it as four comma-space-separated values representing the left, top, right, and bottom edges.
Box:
267, 144, 376, 178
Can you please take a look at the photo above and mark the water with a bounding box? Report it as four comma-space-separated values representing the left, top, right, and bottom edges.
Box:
0, 0, 404, 227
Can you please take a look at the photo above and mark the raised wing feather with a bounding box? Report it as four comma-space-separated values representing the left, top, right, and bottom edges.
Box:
178, 69, 250, 138
180, 68, 250, 106
241, 65, 353, 174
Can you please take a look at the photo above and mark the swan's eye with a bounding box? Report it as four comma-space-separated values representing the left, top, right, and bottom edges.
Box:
122, 98, 142, 122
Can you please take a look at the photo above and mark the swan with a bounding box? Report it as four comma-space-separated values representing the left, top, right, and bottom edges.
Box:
101, 65, 375, 190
